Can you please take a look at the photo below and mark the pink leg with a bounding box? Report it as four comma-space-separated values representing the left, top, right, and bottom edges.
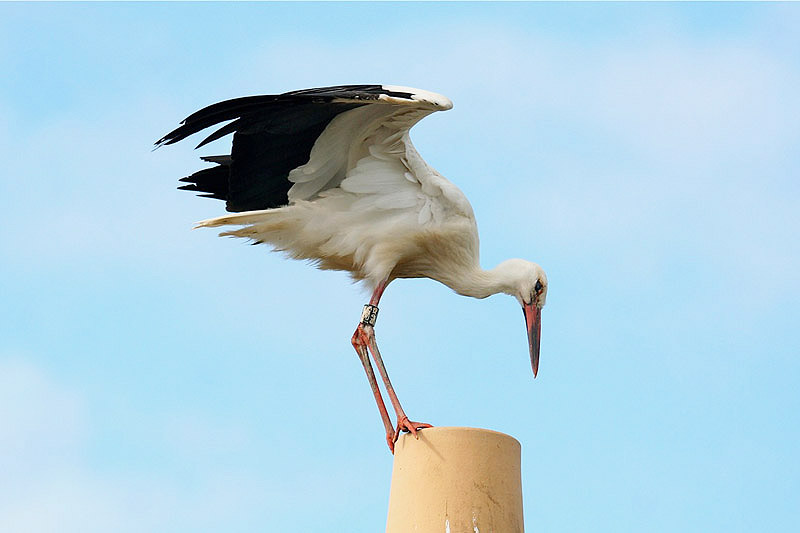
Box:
352, 327, 395, 450
361, 279, 432, 450
363, 326, 432, 445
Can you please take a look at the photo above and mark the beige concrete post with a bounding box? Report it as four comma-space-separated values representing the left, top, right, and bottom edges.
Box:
385, 427, 524, 533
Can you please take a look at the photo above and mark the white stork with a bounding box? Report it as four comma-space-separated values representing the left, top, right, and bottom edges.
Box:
157, 85, 548, 452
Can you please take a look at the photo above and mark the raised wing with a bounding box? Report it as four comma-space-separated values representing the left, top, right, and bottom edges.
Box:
156, 84, 454, 213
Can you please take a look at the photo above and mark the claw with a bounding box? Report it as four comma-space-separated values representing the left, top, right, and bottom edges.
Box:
394, 416, 433, 443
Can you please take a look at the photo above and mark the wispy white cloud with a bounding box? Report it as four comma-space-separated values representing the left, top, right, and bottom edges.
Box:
0, 358, 119, 533
0, 359, 264, 532
0, 359, 84, 476
0, 356, 391, 533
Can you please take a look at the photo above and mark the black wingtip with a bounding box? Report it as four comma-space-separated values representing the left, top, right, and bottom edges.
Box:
153, 135, 169, 151
153, 131, 180, 150
157, 85, 417, 151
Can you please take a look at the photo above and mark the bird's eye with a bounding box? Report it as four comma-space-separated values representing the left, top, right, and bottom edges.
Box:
535, 280, 543, 292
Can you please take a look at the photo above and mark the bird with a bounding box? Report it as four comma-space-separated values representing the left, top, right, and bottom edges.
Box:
156, 84, 548, 453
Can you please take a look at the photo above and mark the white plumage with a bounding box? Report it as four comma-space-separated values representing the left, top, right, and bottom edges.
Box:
158, 85, 547, 452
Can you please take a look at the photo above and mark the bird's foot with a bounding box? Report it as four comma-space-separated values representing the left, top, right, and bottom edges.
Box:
393, 416, 433, 445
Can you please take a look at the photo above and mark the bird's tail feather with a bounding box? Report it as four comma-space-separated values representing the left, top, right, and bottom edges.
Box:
194, 210, 276, 229
195, 208, 301, 252
192, 200, 375, 281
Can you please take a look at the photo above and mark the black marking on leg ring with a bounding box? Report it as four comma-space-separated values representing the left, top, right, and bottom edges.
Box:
361, 304, 379, 326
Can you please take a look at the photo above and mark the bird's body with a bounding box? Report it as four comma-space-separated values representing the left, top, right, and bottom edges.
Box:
158, 85, 547, 452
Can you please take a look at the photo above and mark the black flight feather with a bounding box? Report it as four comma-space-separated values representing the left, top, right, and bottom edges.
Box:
158, 85, 417, 212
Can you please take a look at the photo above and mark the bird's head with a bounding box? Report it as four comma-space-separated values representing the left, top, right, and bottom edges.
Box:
495, 259, 548, 378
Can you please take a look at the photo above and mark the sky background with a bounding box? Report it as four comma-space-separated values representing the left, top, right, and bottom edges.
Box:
2, 2, 799, 532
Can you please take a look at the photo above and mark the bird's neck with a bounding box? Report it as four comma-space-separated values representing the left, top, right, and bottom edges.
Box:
445, 265, 514, 300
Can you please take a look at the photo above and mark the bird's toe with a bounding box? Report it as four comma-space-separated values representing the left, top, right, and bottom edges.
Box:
395, 417, 433, 441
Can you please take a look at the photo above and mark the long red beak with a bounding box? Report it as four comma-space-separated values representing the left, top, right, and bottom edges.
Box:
523, 302, 542, 377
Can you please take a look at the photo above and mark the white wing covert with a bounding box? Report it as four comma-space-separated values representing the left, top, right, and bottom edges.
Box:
286, 100, 471, 228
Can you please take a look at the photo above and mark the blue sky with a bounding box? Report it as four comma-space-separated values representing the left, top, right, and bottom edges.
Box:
1, 3, 799, 532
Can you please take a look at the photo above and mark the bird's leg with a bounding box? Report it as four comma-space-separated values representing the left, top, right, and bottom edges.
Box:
361, 280, 432, 449
363, 326, 433, 445
352, 319, 395, 451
